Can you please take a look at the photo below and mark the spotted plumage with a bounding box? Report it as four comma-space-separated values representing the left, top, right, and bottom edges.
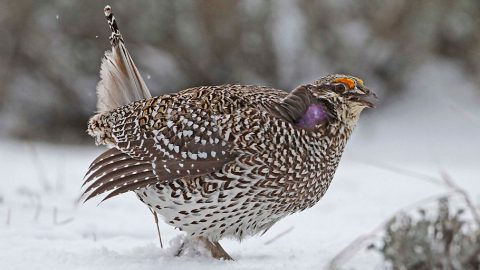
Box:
82, 6, 377, 260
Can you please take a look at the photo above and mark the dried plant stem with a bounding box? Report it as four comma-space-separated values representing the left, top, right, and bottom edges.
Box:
149, 207, 164, 248
264, 226, 294, 245
329, 162, 480, 269
27, 143, 51, 192
52, 207, 73, 225
327, 192, 456, 270
6, 208, 11, 226
441, 97, 480, 127
55, 157, 66, 192
33, 197, 42, 222
358, 160, 444, 187
439, 170, 480, 226
364, 160, 479, 225
53, 207, 57, 224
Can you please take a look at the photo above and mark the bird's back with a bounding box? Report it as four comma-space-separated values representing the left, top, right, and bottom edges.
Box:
173, 84, 289, 116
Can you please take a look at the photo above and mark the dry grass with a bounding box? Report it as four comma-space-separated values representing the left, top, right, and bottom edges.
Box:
328, 164, 480, 270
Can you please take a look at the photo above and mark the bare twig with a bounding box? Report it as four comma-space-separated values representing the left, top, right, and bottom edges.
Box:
439, 170, 480, 226
149, 207, 164, 248
83, 230, 98, 242
26, 143, 52, 192
52, 206, 74, 226
6, 208, 11, 226
356, 160, 444, 187
57, 218, 75, 225
264, 226, 294, 245
33, 199, 42, 222
329, 162, 480, 269
441, 97, 480, 127
327, 192, 456, 270
17, 187, 43, 222
362, 160, 479, 225
55, 157, 66, 193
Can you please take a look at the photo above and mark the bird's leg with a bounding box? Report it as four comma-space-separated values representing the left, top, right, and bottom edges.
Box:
213, 241, 234, 260
148, 207, 164, 248
174, 236, 233, 260
198, 237, 234, 260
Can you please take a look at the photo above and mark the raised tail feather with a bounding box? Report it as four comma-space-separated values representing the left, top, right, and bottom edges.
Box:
96, 5, 151, 112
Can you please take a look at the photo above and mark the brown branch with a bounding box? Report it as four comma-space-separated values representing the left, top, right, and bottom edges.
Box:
149, 207, 164, 248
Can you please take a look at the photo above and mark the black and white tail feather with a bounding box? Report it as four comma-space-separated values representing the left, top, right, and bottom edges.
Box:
96, 5, 151, 112
81, 6, 155, 203
87, 10, 165, 248
83, 5, 229, 204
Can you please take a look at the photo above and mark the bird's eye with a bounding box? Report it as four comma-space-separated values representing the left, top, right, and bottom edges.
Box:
332, 83, 346, 92
332, 77, 356, 90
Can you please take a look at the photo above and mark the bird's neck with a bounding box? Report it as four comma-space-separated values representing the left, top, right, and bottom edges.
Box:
303, 118, 358, 206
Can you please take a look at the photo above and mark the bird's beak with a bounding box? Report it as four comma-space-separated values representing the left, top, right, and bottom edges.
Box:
358, 89, 378, 108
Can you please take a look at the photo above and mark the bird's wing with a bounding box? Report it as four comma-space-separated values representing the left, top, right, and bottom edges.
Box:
82, 103, 238, 202
263, 84, 337, 125
263, 85, 315, 123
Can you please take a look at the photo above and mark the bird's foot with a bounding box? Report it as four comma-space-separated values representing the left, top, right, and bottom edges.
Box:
174, 236, 234, 260
199, 237, 234, 261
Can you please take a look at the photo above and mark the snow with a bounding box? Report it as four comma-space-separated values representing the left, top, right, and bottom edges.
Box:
1, 59, 479, 269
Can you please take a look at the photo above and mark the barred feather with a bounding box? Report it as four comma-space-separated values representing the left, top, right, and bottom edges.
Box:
96, 5, 151, 113
82, 5, 377, 253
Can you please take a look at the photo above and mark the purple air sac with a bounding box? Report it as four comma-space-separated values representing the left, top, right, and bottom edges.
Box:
296, 103, 329, 129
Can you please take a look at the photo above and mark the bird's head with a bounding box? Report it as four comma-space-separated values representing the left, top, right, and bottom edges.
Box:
313, 74, 376, 109
308, 74, 377, 126
262, 74, 376, 130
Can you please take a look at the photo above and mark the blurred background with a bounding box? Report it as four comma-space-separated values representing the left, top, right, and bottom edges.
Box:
1, 1, 480, 269
1, 0, 479, 143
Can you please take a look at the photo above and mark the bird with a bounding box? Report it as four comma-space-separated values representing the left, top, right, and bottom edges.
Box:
82, 5, 377, 260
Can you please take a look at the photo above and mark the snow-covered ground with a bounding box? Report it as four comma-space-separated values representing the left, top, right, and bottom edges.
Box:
1, 60, 479, 270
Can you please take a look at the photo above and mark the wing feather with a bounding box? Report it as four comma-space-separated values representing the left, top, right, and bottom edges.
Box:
101, 179, 160, 203
84, 171, 156, 202
83, 6, 241, 203
264, 84, 336, 125
87, 148, 123, 171
83, 163, 153, 195
82, 106, 237, 202
264, 85, 314, 123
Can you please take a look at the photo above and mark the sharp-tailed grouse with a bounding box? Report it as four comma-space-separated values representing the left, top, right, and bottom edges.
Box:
82, 5, 377, 260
